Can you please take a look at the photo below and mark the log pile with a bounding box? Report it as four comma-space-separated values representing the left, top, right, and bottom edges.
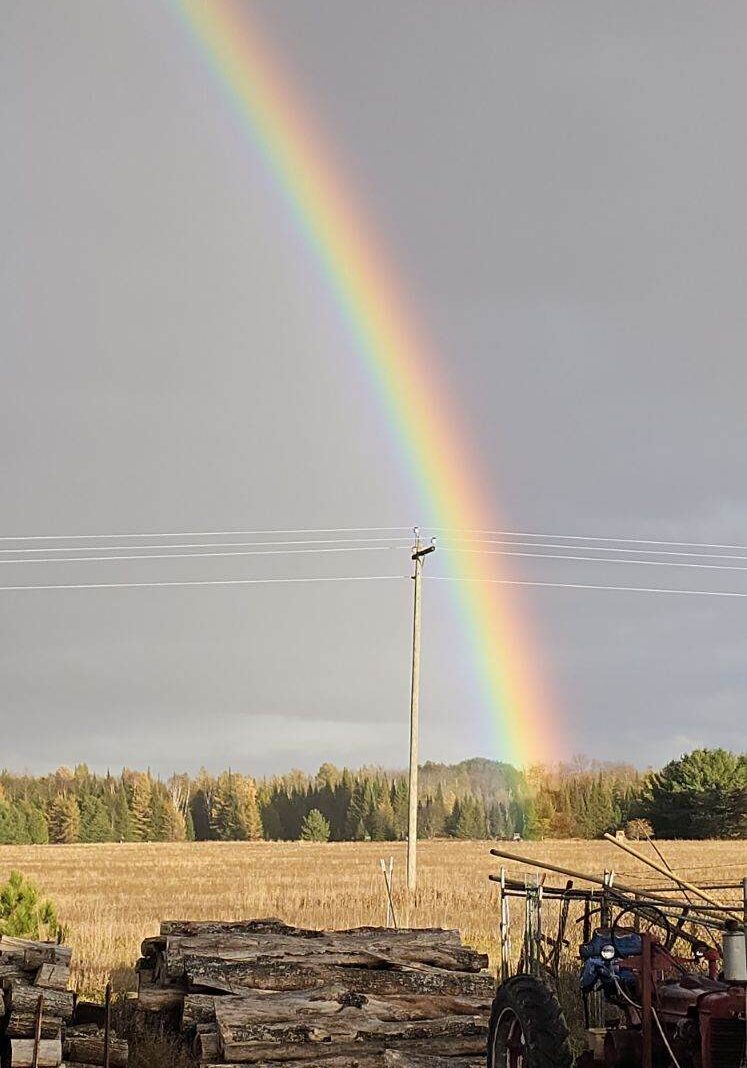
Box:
0, 934, 128, 1067
135, 919, 494, 1066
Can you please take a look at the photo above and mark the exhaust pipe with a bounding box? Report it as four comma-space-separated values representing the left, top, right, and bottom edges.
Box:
722, 921, 747, 983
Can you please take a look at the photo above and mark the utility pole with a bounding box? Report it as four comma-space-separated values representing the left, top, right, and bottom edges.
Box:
407, 527, 435, 896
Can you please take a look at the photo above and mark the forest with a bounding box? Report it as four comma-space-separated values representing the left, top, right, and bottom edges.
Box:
0, 749, 743, 846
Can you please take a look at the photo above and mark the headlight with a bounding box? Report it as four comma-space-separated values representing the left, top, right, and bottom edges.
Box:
600, 944, 616, 961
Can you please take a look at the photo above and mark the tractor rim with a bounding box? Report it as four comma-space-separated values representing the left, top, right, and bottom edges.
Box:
493, 1006, 526, 1068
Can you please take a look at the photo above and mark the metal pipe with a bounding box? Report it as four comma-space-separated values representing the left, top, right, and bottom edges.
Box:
602, 834, 741, 917
489, 847, 731, 921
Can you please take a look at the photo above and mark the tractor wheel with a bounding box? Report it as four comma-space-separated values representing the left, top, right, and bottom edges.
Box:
487, 974, 573, 1068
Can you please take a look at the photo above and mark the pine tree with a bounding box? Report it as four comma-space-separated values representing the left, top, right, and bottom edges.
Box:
113, 782, 134, 842
391, 780, 409, 840
79, 795, 113, 842
0, 800, 27, 844
300, 809, 330, 842
0, 871, 57, 939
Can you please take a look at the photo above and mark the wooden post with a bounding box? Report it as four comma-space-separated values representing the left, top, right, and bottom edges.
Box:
104, 981, 112, 1068
32, 993, 44, 1068
641, 934, 653, 1068
406, 530, 435, 897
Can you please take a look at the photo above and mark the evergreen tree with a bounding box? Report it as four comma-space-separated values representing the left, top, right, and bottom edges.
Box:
0, 871, 57, 939
79, 795, 113, 843
645, 749, 747, 839
19, 802, 48, 844
391, 780, 409, 840
0, 799, 27, 844
300, 809, 330, 842
112, 783, 135, 842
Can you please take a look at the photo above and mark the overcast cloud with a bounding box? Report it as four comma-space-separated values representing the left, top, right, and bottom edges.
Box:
1, 1, 746, 775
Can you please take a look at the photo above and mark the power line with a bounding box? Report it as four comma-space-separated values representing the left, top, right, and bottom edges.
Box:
442, 547, 747, 574
0, 535, 414, 556
0, 545, 411, 566
430, 527, 747, 553
0, 525, 413, 543
427, 576, 747, 599
438, 537, 747, 563
0, 574, 408, 593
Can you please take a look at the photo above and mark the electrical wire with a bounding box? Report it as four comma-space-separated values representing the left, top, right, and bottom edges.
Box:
441, 547, 747, 573
0, 525, 414, 543
0, 574, 408, 593
0, 535, 414, 555
437, 537, 747, 563
426, 576, 747, 599
0, 545, 410, 566
431, 527, 747, 553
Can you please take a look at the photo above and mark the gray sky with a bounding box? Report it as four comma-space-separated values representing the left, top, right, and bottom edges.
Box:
2, 1, 746, 776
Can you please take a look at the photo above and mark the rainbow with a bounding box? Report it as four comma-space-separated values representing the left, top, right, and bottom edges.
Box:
172, 0, 558, 766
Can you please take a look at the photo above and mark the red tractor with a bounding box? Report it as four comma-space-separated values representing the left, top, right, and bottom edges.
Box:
487, 919, 747, 1067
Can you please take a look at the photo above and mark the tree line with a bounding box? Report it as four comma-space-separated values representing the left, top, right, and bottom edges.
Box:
0, 749, 743, 845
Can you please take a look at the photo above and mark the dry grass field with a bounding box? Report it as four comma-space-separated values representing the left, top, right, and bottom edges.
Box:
0, 838, 744, 998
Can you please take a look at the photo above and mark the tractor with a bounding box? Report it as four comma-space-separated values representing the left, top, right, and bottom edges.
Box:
486, 846, 747, 1068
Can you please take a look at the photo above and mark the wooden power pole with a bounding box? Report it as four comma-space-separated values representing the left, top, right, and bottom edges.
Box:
407, 528, 435, 896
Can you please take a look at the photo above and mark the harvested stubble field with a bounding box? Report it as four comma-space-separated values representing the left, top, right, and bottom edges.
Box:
0, 839, 744, 998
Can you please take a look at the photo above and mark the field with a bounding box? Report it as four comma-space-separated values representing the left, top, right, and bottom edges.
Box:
0, 838, 744, 997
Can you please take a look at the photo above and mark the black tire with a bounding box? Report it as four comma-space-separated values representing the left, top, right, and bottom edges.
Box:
487, 974, 573, 1068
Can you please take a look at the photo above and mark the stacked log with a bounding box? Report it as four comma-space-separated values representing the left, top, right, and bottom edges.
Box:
135, 919, 493, 1066
0, 935, 127, 1067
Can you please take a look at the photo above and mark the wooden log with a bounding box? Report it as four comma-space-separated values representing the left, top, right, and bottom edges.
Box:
6, 1012, 62, 1039
216, 1037, 486, 1065
181, 993, 218, 1029
63, 1031, 128, 1067
73, 1001, 108, 1027
217, 1010, 487, 1064
161, 919, 304, 939
8, 1037, 62, 1066
186, 958, 494, 997
136, 985, 185, 1013
35, 963, 70, 991
5, 982, 75, 1021
193, 1025, 221, 1062
165, 935, 486, 981
198, 987, 490, 1027
0, 936, 72, 966
200, 1060, 384, 1068
384, 1054, 483, 1067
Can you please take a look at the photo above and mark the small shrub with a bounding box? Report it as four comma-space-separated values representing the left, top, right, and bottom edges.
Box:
624, 818, 654, 841
0, 870, 58, 940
